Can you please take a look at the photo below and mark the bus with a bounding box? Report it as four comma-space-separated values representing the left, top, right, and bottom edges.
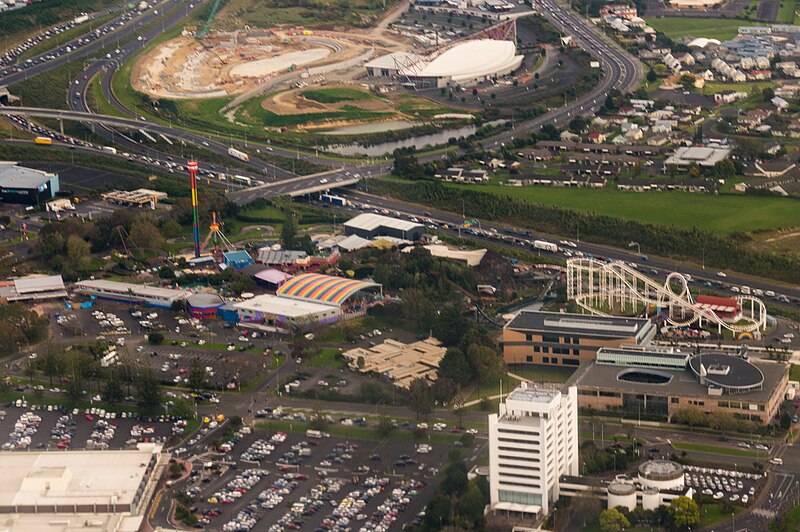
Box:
232, 175, 252, 186
34, 136, 52, 145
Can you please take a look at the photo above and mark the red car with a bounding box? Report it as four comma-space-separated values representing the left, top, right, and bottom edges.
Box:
85, 414, 94, 421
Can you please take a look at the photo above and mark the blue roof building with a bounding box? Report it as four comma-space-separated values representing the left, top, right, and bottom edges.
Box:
223, 250, 253, 270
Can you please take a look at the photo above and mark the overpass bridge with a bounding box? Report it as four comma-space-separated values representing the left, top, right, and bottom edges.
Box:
228, 173, 362, 203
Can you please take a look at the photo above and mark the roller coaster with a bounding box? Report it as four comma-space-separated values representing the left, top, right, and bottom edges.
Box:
566, 258, 767, 337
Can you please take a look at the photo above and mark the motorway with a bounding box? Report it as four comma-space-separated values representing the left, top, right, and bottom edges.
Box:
0, 0, 645, 203
334, 189, 800, 306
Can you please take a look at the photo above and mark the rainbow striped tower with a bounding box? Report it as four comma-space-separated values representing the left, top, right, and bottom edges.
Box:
188, 160, 200, 258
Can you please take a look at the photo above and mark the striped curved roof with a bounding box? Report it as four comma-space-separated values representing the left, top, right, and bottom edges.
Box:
276, 273, 379, 306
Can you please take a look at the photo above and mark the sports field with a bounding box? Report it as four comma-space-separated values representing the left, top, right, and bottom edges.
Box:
645, 18, 756, 41
447, 184, 800, 235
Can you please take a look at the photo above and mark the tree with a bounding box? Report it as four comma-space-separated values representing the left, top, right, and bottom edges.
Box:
129, 216, 164, 251
441, 460, 468, 495
400, 287, 436, 334
679, 73, 695, 89
424, 493, 452, 528
102, 367, 124, 406
451, 392, 466, 425
280, 210, 298, 250
439, 347, 473, 386
538, 123, 560, 140
646, 68, 657, 82
763, 87, 775, 102
406, 378, 434, 419
188, 359, 206, 390
733, 137, 764, 160
65, 234, 91, 271
136, 368, 163, 416
466, 343, 505, 384
599, 508, 631, 532
148, 331, 164, 345
377, 416, 394, 437
39, 344, 63, 386
569, 116, 588, 134
456, 484, 486, 528
668, 496, 700, 530
432, 305, 470, 347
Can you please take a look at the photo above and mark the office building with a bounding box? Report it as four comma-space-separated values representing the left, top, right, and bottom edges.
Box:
0, 162, 59, 205
502, 310, 656, 367
567, 346, 789, 424
488, 382, 579, 518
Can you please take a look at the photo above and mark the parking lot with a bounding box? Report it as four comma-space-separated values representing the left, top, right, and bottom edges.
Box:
684, 465, 763, 506
0, 403, 181, 451
52, 301, 277, 390
171, 428, 451, 531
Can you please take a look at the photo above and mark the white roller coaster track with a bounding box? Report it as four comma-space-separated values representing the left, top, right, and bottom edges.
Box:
566, 258, 767, 335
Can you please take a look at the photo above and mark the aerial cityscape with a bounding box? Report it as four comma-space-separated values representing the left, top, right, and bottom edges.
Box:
0, 0, 799, 530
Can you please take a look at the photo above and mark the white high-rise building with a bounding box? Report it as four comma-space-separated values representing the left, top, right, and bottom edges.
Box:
488, 382, 579, 518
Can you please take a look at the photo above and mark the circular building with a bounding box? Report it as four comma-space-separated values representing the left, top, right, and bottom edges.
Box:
641, 487, 660, 511
688, 353, 764, 393
638, 460, 684, 491
187, 293, 224, 320
607, 482, 637, 511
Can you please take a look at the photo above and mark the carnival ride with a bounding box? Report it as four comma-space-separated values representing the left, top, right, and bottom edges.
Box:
566, 258, 767, 337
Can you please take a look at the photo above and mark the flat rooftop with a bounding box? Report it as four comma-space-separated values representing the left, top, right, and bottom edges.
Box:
344, 213, 422, 233
0, 444, 161, 511
74, 279, 186, 300
567, 359, 786, 403
688, 353, 764, 390
507, 382, 561, 404
0, 162, 55, 189
233, 293, 337, 317
506, 310, 652, 339
0, 275, 67, 301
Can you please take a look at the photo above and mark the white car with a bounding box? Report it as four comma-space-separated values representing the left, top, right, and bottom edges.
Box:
717, 271, 727, 278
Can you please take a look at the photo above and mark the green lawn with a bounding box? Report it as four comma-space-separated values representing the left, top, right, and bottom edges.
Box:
645, 18, 756, 40
791, 364, 800, 381
771, 503, 800, 530
778, 0, 798, 23
216, 0, 398, 29
701, 81, 776, 96
671, 441, 760, 458
300, 87, 375, 103
445, 183, 800, 235
701, 504, 743, 527
309, 347, 345, 369
508, 364, 574, 383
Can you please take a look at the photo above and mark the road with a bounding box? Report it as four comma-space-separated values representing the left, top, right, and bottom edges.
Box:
0, 0, 186, 88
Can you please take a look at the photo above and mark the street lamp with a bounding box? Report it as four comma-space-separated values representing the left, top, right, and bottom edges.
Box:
628, 241, 640, 255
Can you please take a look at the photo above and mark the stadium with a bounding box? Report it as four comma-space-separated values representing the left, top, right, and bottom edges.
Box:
364, 20, 523, 88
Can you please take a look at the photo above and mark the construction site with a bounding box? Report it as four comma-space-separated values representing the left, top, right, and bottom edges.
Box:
131, 28, 376, 100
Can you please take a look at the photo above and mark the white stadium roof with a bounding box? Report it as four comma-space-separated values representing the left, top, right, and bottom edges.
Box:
365, 39, 523, 82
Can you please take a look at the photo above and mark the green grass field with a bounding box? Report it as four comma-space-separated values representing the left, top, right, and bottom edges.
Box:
791, 364, 800, 381
300, 87, 374, 103
216, 0, 398, 29
645, 18, 756, 41
671, 441, 760, 458
701, 81, 776, 96
778, 0, 798, 23
445, 183, 800, 235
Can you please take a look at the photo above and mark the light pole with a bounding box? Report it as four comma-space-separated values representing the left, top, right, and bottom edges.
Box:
628, 241, 640, 255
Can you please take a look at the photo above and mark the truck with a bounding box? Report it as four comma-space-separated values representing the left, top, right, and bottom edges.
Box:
533, 240, 558, 253
72, 13, 90, 25
299, 448, 312, 456
34, 136, 52, 145
102, 146, 117, 155
305, 429, 329, 439
228, 147, 250, 163
320, 194, 346, 206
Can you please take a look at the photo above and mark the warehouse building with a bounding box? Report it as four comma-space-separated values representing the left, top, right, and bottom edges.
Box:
233, 294, 340, 330
567, 346, 789, 424
0, 162, 59, 206
74, 279, 188, 308
502, 310, 656, 367
0, 443, 164, 530
344, 213, 424, 241
0, 274, 66, 302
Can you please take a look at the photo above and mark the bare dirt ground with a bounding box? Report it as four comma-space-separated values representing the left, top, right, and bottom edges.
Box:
261, 86, 394, 115
131, 30, 374, 99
